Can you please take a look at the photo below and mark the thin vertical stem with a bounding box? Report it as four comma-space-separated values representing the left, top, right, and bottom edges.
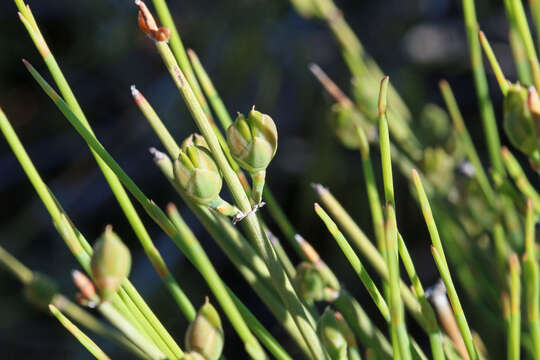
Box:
524, 199, 540, 359
508, 254, 521, 360
462, 0, 505, 174
49, 304, 111, 360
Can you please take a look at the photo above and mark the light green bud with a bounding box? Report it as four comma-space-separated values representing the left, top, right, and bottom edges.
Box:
185, 298, 224, 360
503, 83, 539, 156
227, 109, 278, 174
317, 307, 348, 360
174, 145, 223, 205
90, 226, 131, 301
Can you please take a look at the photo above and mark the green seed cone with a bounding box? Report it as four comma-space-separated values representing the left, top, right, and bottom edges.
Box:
185, 298, 224, 360
174, 145, 223, 205
23, 273, 58, 309
226, 109, 277, 174
90, 226, 131, 301
317, 307, 348, 360
503, 83, 539, 156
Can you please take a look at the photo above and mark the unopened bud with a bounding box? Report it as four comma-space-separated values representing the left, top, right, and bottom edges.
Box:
185, 298, 224, 360
503, 83, 540, 156
317, 307, 348, 360
227, 108, 277, 203
174, 145, 223, 205
90, 226, 131, 300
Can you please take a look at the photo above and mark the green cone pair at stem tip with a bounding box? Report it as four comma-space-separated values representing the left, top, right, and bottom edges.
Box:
185, 298, 225, 360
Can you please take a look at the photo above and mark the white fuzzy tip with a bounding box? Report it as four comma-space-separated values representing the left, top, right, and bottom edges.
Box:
130, 85, 139, 97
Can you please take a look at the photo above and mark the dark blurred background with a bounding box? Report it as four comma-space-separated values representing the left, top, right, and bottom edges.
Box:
0, 0, 513, 358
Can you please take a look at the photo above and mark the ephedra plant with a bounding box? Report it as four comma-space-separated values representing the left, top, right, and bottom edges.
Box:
1, 0, 540, 358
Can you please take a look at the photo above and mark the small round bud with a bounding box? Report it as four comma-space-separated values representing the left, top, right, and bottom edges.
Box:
174, 145, 223, 205
185, 298, 224, 360
295, 262, 324, 304
317, 307, 348, 360
226, 109, 278, 174
90, 226, 131, 300
503, 83, 539, 156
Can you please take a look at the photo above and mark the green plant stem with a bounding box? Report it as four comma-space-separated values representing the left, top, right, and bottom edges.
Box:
51, 295, 148, 359
478, 31, 510, 95
524, 199, 540, 360
502, 147, 540, 212
0, 243, 33, 284
228, 290, 294, 360
462, 0, 505, 174
502, 0, 533, 84
98, 301, 164, 360
413, 170, 479, 360
314, 203, 390, 321
397, 234, 445, 360
187, 49, 233, 129
312, 184, 423, 323
3, 103, 188, 359
151, 36, 326, 360
15, 5, 188, 352
508, 254, 521, 360
334, 290, 393, 359
530, 0, 540, 52
385, 205, 411, 360
151, 149, 311, 356
439, 80, 497, 208
166, 204, 268, 360
49, 304, 111, 360
510, 0, 540, 89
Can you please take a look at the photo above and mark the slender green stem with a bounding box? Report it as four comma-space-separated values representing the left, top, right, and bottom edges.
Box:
478, 31, 510, 94
334, 290, 393, 359
314, 203, 390, 321
413, 170, 479, 360
378, 77, 394, 206
312, 184, 423, 324
49, 304, 111, 360
439, 80, 497, 208
503, 0, 533, 84
15, 5, 189, 350
98, 301, 164, 360
510, 0, 540, 89
397, 234, 445, 360
502, 147, 540, 212
187, 49, 233, 129
150, 27, 326, 360
355, 126, 385, 255
167, 204, 267, 360
385, 205, 411, 360
524, 199, 540, 360
0, 243, 34, 284
508, 254, 521, 360
462, 0, 505, 174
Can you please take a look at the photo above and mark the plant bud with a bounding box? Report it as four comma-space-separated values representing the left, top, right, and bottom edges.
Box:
295, 262, 324, 304
317, 307, 348, 360
503, 83, 540, 156
90, 226, 131, 301
329, 104, 369, 149
174, 145, 223, 205
182, 133, 209, 151
185, 298, 224, 360
23, 273, 58, 309
227, 109, 277, 203
227, 109, 278, 174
